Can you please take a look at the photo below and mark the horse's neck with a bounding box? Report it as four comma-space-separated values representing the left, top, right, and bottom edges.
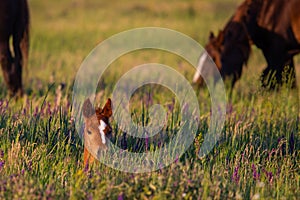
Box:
224, 1, 249, 33
231, 1, 248, 23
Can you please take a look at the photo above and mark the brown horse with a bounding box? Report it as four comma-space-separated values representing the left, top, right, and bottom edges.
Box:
193, 0, 300, 89
0, 0, 29, 97
82, 98, 112, 167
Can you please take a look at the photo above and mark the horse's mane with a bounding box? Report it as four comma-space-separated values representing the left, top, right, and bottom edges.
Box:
222, 1, 252, 66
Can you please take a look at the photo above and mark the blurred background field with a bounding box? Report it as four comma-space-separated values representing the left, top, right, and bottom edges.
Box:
24, 0, 300, 96
0, 0, 299, 199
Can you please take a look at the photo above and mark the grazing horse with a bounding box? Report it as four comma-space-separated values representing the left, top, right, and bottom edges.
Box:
0, 0, 29, 97
82, 98, 112, 166
193, 0, 300, 89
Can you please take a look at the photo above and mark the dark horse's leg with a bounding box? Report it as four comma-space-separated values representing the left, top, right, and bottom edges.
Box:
0, 41, 14, 95
0, 40, 23, 97
260, 36, 297, 89
0, 0, 20, 97
261, 55, 296, 89
12, 6, 25, 97
0, 0, 28, 97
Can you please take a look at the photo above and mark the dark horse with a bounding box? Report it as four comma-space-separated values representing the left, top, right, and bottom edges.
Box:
0, 0, 29, 97
193, 0, 300, 89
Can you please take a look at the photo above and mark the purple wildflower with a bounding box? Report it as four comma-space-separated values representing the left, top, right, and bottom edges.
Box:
264, 171, 273, 184
46, 186, 54, 197
87, 194, 93, 200
167, 103, 174, 113
262, 168, 273, 184
10, 174, 18, 180
117, 193, 124, 200
0, 160, 5, 170
157, 141, 162, 148
232, 165, 240, 183
130, 173, 135, 179
0, 180, 7, 192
267, 172, 273, 184
47, 102, 52, 115
252, 164, 260, 180
84, 163, 89, 172
33, 106, 39, 117
22, 106, 27, 115
174, 154, 179, 164
28, 160, 32, 171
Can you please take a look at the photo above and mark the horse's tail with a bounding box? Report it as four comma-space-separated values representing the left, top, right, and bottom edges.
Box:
20, 0, 30, 77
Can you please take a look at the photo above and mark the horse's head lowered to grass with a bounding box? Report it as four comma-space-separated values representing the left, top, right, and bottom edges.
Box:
193, 0, 300, 89
193, 21, 251, 88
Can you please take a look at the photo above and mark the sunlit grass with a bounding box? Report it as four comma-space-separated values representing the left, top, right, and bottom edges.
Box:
0, 0, 299, 199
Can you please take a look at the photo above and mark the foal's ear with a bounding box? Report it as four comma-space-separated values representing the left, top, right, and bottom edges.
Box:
82, 98, 95, 118
209, 31, 215, 40
102, 98, 112, 118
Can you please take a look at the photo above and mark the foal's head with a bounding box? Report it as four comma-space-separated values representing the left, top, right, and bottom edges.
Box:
82, 98, 112, 166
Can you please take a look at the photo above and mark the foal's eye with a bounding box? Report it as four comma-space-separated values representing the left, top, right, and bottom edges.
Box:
87, 130, 92, 135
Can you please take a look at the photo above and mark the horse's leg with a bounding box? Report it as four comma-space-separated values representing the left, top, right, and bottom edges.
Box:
267, 55, 297, 88
12, 31, 23, 97
261, 60, 296, 89
0, 36, 23, 97
260, 43, 288, 89
0, 41, 14, 96
260, 33, 297, 89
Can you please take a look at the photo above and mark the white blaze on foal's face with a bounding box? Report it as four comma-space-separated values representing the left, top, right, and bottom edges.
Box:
98, 120, 107, 144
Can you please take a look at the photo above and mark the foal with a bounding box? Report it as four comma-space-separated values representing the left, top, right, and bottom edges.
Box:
82, 98, 112, 166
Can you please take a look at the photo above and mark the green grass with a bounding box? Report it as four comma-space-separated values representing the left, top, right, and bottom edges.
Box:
0, 0, 299, 199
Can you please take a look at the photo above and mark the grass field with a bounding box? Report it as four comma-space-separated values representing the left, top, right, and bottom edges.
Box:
0, 0, 299, 199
